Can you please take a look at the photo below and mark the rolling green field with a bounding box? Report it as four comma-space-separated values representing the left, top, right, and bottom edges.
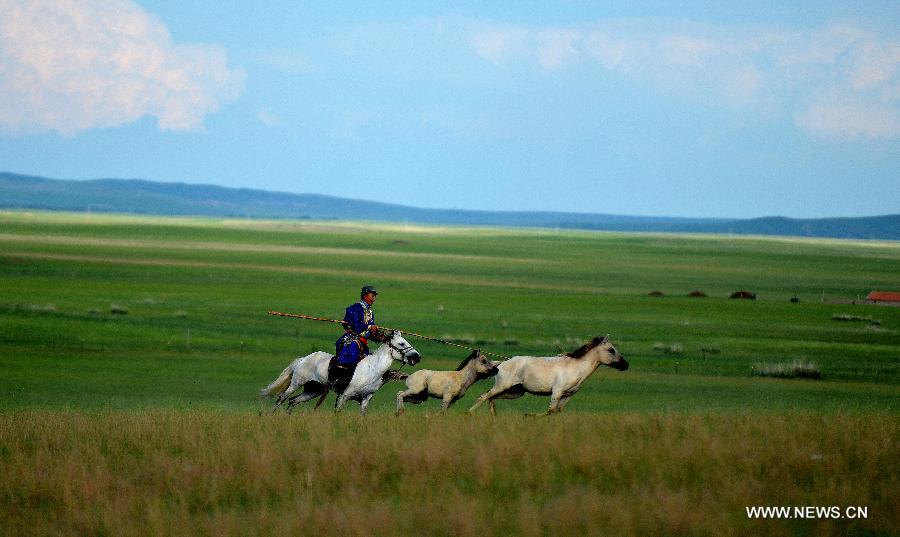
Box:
1, 211, 898, 536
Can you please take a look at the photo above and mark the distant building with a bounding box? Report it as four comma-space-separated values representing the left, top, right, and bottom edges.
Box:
867, 291, 900, 304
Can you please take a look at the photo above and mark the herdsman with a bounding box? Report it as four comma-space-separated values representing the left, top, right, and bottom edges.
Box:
330, 285, 379, 392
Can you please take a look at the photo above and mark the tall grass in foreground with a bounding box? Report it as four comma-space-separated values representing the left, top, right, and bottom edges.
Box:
2, 411, 896, 537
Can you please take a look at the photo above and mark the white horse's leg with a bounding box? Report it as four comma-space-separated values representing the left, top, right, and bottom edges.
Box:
359, 393, 375, 415
271, 398, 283, 413
489, 398, 496, 416
274, 374, 304, 407
467, 385, 505, 414
526, 389, 564, 417
334, 392, 348, 412
271, 381, 299, 413
466, 390, 489, 414
286, 391, 321, 413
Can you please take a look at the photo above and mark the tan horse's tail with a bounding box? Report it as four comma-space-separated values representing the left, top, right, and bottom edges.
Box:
259, 365, 292, 397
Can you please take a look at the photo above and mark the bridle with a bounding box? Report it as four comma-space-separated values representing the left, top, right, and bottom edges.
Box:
387, 338, 418, 364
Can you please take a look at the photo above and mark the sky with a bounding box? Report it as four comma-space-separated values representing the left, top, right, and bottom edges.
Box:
0, 1, 898, 219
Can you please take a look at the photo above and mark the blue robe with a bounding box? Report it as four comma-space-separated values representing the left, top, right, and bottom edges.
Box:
334, 301, 375, 365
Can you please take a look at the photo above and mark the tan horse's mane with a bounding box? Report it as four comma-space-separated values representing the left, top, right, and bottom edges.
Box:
565, 336, 608, 359
455, 349, 482, 370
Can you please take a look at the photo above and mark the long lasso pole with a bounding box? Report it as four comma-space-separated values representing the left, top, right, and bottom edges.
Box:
267, 310, 510, 359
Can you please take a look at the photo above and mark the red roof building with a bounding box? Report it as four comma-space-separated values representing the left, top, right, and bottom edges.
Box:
867, 292, 900, 303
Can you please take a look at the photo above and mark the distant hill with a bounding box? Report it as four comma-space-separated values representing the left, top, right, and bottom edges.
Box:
1, 172, 898, 240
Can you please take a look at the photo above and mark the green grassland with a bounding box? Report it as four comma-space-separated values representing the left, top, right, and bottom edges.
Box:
1, 211, 898, 536
1, 210, 897, 412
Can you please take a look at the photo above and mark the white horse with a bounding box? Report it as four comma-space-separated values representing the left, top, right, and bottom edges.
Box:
395, 349, 498, 415
260, 330, 421, 415
467, 336, 627, 416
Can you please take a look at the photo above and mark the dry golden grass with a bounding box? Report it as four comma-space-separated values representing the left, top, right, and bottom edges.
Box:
2, 411, 896, 536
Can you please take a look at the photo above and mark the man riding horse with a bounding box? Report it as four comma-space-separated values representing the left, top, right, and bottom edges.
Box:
330, 285, 380, 393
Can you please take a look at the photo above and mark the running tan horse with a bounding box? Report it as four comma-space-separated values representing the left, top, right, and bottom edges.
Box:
467, 336, 627, 416
395, 349, 497, 415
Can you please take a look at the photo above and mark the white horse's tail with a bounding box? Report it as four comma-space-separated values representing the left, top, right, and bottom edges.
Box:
259, 365, 293, 397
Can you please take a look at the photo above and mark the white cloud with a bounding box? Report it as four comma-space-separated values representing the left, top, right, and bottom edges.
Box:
797, 101, 900, 139
256, 107, 281, 127
470, 26, 529, 66
470, 19, 900, 140
583, 31, 632, 70
846, 40, 899, 90
656, 34, 721, 68
720, 64, 764, 106
0, 0, 244, 135
534, 29, 581, 70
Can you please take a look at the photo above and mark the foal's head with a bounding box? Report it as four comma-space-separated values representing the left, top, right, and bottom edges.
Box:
474, 351, 499, 377
456, 349, 499, 377
568, 335, 629, 371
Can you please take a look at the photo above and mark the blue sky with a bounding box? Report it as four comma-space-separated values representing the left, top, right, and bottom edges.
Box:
1, 1, 898, 218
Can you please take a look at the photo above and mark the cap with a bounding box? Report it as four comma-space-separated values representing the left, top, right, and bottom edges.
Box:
361, 285, 378, 296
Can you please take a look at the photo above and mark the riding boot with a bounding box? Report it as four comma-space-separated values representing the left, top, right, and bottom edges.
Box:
327, 357, 355, 394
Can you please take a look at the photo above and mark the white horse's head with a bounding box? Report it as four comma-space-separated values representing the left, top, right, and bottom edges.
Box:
569, 335, 628, 371
382, 330, 421, 366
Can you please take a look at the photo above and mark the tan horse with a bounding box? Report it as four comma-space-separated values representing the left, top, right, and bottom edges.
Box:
467, 336, 627, 416
396, 349, 498, 415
